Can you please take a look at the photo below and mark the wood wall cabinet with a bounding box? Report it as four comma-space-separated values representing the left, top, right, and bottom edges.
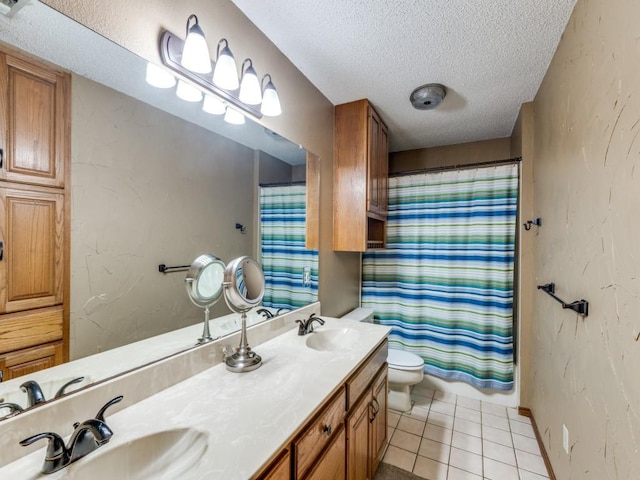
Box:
0, 47, 70, 381
334, 99, 389, 251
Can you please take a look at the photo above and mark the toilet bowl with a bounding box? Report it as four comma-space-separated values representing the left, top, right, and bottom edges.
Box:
341, 308, 424, 412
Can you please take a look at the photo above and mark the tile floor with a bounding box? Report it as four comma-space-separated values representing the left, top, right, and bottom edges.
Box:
382, 383, 549, 480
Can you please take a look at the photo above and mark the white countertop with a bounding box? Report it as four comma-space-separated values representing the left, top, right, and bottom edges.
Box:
0, 317, 390, 479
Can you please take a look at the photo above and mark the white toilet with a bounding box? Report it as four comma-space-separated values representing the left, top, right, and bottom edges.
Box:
341, 308, 424, 412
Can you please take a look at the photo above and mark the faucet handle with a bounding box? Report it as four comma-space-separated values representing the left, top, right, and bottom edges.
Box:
295, 319, 306, 335
20, 380, 46, 407
20, 432, 67, 459
54, 376, 85, 399
95, 395, 123, 422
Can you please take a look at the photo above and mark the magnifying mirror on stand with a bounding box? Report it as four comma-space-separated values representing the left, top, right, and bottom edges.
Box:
185, 254, 226, 345
223, 256, 265, 373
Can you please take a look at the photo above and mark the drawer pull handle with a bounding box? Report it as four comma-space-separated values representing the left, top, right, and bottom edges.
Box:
0, 148, 3, 169
370, 397, 380, 423
0, 240, 4, 261
322, 424, 332, 436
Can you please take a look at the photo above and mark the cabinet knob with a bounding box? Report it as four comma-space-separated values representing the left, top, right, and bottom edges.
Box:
322, 424, 332, 436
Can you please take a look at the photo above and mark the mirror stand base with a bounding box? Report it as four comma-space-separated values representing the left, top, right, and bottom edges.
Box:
225, 349, 262, 373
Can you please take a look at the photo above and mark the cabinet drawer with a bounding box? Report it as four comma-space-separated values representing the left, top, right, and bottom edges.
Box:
346, 340, 387, 410
0, 306, 63, 355
294, 387, 346, 479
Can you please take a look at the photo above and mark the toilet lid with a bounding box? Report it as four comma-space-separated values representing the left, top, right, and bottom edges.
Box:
388, 349, 424, 369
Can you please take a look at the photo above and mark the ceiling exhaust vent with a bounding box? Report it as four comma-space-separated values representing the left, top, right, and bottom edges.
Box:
0, 0, 29, 17
410, 83, 447, 110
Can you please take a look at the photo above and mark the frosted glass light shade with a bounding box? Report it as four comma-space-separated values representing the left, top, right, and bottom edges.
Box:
146, 63, 176, 88
261, 79, 282, 117
212, 39, 239, 90
203, 94, 226, 115
181, 16, 212, 74
224, 107, 245, 125
238, 59, 262, 105
176, 80, 203, 102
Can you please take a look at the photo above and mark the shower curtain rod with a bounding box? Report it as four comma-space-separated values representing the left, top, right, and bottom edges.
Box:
389, 156, 522, 177
259, 180, 306, 187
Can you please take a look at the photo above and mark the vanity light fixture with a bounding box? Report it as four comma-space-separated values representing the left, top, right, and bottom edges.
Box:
203, 94, 226, 115
176, 79, 203, 102
224, 106, 246, 125
212, 39, 239, 90
145, 62, 176, 88
181, 15, 212, 74
260, 74, 282, 117
238, 59, 262, 105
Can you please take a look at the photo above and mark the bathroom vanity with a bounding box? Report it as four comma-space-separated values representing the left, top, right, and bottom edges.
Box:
0, 315, 390, 479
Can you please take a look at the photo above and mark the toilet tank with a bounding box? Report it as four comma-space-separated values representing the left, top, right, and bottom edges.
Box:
340, 307, 374, 323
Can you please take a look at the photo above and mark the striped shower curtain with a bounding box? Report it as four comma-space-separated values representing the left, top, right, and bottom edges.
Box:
362, 164, 518, 391
260, 184, 318, 310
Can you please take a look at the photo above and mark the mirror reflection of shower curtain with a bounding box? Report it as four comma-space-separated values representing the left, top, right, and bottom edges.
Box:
362, 164, 518, 391
260, 184, 318, 310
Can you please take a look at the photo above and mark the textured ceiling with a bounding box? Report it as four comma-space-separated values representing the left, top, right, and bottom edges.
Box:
230, 0, 577, 152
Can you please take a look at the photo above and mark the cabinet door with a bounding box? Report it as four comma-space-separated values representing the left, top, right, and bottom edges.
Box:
0, 186, 64, 313
366, 108, 381, 215
0, 53, 69, 188
347, 393, 371, 480
0, 341, 63, 380
306, 427, 346, 480
258, 449, 290, 480
378, 122, 389, 215
370, 368, 388, 475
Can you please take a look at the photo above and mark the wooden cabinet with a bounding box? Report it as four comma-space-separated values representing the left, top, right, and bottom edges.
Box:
0, 48, 69, 379
306, 427, 346, 480
369, 368, 388, 474
0, 53, 69, 188
334, 99, 389, 251
256, 449, 291, 480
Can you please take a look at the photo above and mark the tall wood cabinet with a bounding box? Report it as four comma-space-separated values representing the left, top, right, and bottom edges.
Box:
334, 99, 389, 251
0, 48, 70, 381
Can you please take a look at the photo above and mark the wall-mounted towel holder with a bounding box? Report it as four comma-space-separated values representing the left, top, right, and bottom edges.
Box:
523, 218, 542, 230
158, 264, 191, 274
537, 283, 589, 316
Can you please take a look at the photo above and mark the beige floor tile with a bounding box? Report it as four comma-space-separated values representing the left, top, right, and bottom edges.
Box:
427, 411, 455, 429
434, 390, 458, 404
519, 468, 550, 479
455, 396, 480, 411
454, 406, 481, 424
390, 429, 422, 453
398, 415, 427, 436
407, 405, 430, 421
388, 410, 401, 428
423, 423, 453, 445
481, 402, 507, 417
453, 418, 482, 438
483, 457, 519, 480
507, 408, 532, 424
413, 384, 436, 398
431, 400, 456, 416
448, 447, 482, 476
446, 466, 482, 480
481, 412, 510, 431
510, 419, 536, 438
515, 450, 548, 476
383, 445, 416, 472
512, 432, 542, 455
413, 393, 434, 410
482, 425, 513, 447
451, 431, 482, 455
418, 437, 451, 464
412, 456, 448, 480
482, 439, 516, 466
387, 427, 395, 444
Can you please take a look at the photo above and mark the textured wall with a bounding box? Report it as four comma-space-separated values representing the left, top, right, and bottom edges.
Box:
71, 75, 254, 359
531, 0, 640, 477
42, 0, 361, 318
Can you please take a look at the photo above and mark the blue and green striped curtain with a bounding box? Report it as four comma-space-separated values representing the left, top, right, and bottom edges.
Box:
260, 184, 318, 310
362, 164, 518, 391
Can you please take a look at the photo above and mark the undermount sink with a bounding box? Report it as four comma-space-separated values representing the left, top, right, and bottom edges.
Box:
64, 428, 208, 480
305, 327, 360, 352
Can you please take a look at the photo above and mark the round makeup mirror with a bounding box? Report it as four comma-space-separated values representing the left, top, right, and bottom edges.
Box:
223, 256, 265, 372
185, 254, 226, 345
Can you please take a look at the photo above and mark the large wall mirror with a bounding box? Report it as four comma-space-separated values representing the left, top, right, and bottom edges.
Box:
0, 1, 319, 418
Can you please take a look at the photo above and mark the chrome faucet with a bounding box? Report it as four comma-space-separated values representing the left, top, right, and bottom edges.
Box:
20, 395, 123, 474
295, 313, 325, 335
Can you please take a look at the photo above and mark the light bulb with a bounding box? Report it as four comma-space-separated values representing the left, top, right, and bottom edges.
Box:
238, 59, 262, 105
212, 39, 239, 90
203, 94, 226, 115
261, 75, 282, 116
224, 107, 245, 125
145, 63, 176, 88
181, 15, 212, 74
176, 80, 203, 102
